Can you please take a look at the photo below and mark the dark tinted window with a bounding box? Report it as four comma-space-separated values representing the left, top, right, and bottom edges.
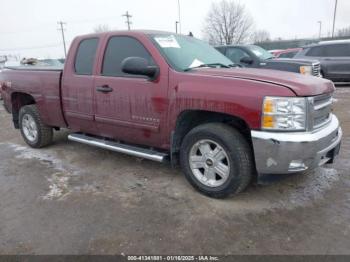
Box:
215, 46, 226, 55
102, 36, 155, 77
326, 44, 350, 57
306, 46, 326, 57
306, 44, 350, 57
75, 38, 99, 75
226, 48, 250, 64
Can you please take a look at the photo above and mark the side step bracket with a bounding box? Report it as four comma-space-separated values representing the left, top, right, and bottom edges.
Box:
68, 133, 168, 162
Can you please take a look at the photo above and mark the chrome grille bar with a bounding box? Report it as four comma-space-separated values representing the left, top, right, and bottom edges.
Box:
310, 93, 333, 130
312, 63, 321, 77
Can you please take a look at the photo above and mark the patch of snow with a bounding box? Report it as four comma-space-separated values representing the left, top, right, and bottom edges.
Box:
1, 143, 99, 200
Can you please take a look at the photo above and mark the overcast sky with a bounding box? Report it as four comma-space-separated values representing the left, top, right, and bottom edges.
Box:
0, 0, 349, 58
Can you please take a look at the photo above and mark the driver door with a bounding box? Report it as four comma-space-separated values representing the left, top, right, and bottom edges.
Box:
93, 35, 168, 147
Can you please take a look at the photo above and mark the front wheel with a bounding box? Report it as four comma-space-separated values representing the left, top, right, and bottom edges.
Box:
180, 123, 254, 198
19, 105, 53, 148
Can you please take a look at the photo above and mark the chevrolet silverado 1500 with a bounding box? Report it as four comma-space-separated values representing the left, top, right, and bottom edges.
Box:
0, 31, 342, 198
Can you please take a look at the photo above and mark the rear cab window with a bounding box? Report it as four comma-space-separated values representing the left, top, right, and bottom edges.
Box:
74, 38, 99, 75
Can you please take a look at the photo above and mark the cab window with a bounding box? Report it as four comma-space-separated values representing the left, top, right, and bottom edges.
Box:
74, 38, 99, 75
305, 46, 325, 57
226, 48, 250, 64
326, 44, 350, 57
102, 36, 155, 77
306, 44, 350, 57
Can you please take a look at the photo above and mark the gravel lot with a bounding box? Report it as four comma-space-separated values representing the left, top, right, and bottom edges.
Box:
0, 87, 349, 255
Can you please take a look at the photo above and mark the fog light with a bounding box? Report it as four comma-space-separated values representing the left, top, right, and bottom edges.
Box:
289, 160, 308, 172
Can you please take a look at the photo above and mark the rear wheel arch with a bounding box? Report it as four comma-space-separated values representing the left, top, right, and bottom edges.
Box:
11, 92, 36, 128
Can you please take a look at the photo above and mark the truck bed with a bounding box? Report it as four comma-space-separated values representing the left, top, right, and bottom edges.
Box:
1, 67, 67, 128
4, 65, 63, 71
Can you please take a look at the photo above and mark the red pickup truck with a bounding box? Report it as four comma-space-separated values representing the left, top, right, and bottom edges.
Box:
0, 30, 342, 198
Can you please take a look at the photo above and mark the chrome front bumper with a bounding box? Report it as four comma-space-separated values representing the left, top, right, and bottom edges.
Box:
251, 114, 342, 174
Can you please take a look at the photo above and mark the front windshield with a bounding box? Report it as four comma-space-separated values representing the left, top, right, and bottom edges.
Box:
150, 34, 233, 71
247, 45, 274, 60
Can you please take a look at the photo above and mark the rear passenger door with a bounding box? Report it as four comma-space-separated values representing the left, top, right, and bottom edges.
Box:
93, 35, 168, 148
62, 37, 99, 134
322, 44, 350, 79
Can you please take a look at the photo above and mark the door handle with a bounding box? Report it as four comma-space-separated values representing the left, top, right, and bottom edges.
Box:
96, 85, 113, 93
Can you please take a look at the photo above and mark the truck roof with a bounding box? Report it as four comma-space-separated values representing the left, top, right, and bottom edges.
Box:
302, 39, 350, 48
75, 30, 173, 39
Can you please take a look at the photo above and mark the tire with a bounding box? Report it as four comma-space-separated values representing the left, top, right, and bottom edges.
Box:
19, 105, 53, 148
180, 123, 254, 198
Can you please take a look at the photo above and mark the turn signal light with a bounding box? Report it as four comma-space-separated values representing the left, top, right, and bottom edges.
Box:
262, 115, 274, 128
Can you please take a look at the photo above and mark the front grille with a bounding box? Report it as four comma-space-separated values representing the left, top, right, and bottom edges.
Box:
311, 93, 333, 130
312, 63, 321, 77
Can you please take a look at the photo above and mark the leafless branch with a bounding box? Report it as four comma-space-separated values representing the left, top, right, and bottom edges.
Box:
93, 24, 111, 33
251, 30, 271, 43
202, 0, 254, 45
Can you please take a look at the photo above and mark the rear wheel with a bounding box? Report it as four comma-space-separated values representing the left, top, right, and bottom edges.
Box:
19, 105, 53, 148
180, 123, 254, 198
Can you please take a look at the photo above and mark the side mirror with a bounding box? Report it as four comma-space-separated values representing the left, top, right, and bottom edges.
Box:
240, 56, 254, 65
121, 57, 159, 81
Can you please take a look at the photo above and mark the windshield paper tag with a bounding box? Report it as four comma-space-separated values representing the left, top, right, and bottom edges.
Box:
155, 35, 180, 48
189, 59, 204, 68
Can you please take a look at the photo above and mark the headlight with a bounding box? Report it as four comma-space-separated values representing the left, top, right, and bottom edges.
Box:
300, 65, 312, 75
262, 96, 307, 131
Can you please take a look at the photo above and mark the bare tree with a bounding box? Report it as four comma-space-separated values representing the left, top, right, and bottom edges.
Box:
203, 0, 254, 45
93, 24, 111, 33
337, 26, 350, 37
251, 30, 271, 43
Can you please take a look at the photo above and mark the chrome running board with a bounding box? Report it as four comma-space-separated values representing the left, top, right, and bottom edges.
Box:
68, 133, 168, 162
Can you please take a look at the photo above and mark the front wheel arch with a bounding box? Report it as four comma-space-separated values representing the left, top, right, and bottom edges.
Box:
171, 110, 253, 166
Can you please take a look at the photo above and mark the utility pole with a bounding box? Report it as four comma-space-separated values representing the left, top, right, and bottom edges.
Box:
177, 0, 181, 34
57, 21, 67, 58
122, 11, 132, 30
332, 0, 338, 38
175, 21, 179, 34
318, 21, 322, 39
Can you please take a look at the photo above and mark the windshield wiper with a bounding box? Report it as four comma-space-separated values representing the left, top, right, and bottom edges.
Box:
184, 63, 232, 72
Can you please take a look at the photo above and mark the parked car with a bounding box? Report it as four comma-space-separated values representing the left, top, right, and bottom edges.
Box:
20, 58, 64, 67
273, 48, 302, 59
0, 31, 342, 198
268, 49, 284, 57
294, 41, 350, 82
37, 59, 64, 67
216, 45, 321, 77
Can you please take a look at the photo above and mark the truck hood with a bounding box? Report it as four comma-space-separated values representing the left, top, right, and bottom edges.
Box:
190, 67, 334, 96
266, 58, 319, 66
